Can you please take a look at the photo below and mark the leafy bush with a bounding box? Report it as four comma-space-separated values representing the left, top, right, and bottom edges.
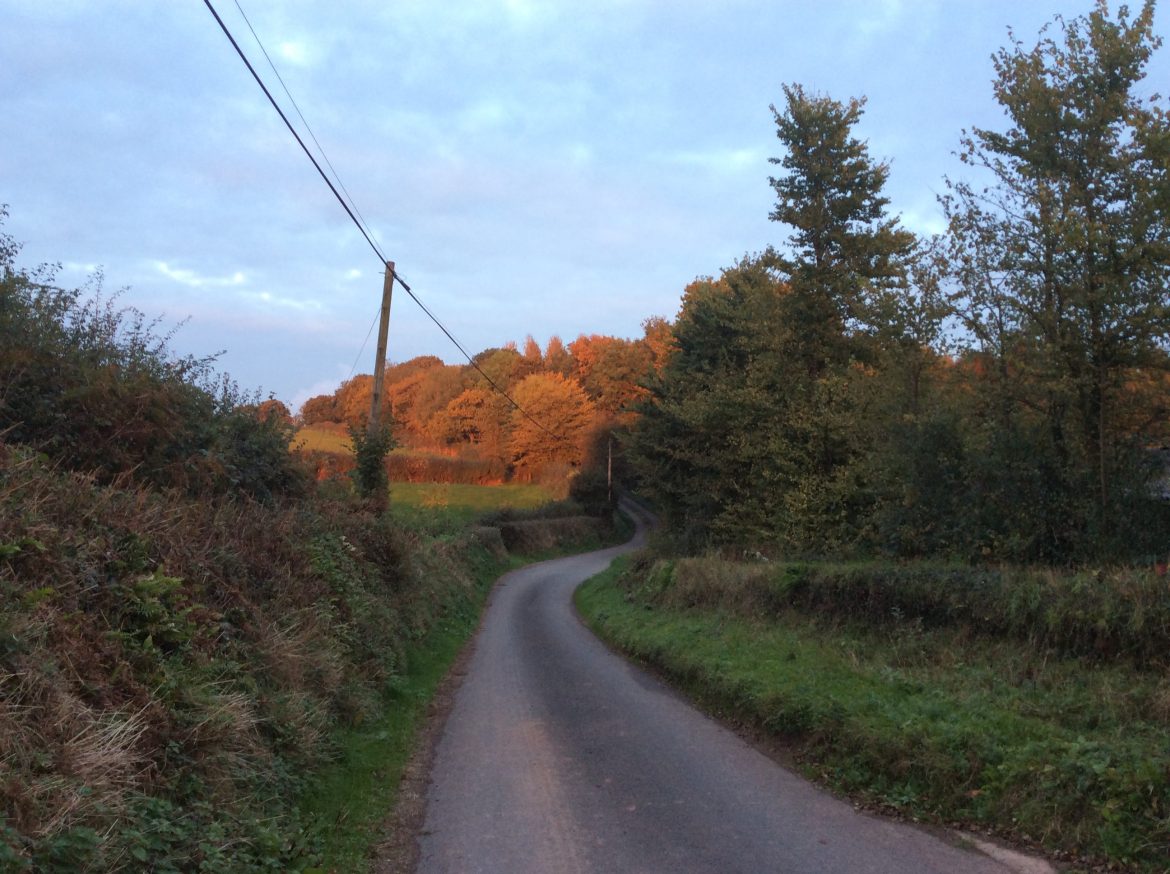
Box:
0, 210, 304, 502
347, 422, 393, 504
568, 466, 613, 517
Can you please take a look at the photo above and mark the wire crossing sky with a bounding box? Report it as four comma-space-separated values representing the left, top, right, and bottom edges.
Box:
2, 1, 1166, 409
205, 0, 567, 439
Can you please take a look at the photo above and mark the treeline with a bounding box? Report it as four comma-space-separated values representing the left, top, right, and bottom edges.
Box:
628, 1, 1170, 565
298, 327, 672, 487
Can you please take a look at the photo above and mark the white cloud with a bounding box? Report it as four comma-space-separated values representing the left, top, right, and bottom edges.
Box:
243, 290, 325, 312
900, 206, 947, 237
277, 41, 309, 66
664, 147, 764, 175
291, 371, 348, 413
856, 0, 906, 37
154, 261, 246, 288
459, 99, 514, 135
344, 268, 363, 280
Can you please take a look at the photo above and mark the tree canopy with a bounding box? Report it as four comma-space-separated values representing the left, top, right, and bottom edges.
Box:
628, 3, 1170, 564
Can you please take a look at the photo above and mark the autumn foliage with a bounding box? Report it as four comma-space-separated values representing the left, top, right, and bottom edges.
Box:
297, 329, 665, 491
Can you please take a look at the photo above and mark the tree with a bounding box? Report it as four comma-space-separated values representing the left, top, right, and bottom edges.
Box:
440, 387, 510, 457
641, 316, 676, 376
627, 257, 793, 546
569, 334, 653, 419
544, 335, 574, 377
471, 347, 523, 391
943, 0, 1170, 551
628, 88, 920, 552
769, 84, 917, 375
513, 334, 544, 381
507, 373, 596, 471
253, 398, 292, 427
333, 374, 383, 428
405, 365, 467, 440
299, 393, 338, 425
764, 86, 918, 548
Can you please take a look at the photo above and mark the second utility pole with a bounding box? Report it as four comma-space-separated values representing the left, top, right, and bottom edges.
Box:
368, 260, 395, 434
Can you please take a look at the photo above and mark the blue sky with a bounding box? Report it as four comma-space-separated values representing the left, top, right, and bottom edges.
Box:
2, 1, 1166, 408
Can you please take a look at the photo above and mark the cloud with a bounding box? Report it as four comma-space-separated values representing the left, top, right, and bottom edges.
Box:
663, 147, 764, 175
344, 268, 363, 281
855, 0, 906, 37
154, 261, 247, 288
64, 261, 100, 273
900, 205, 947, 237
290, 372, 349, 414
241, 290, 325, 313
277, 41, 309, 66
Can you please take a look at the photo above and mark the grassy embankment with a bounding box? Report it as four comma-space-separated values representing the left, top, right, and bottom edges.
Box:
298, 485, 626, 872
576, 555, 1170, 873
293, 425, 509, 490
1, 445, 621, 872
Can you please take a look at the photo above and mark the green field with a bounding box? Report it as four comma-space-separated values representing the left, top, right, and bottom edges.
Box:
389, 482, 552, 533
292, 425, 453, 457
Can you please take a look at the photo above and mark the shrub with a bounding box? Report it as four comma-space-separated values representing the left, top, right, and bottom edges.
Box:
0, 213, 304, 502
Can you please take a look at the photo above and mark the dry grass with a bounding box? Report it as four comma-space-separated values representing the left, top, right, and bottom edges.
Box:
0, 441, 430, 867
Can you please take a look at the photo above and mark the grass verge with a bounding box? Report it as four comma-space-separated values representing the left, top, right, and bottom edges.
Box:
297, 508, 630, 872
575, 556, 1170, 873
298, 546, 511, 872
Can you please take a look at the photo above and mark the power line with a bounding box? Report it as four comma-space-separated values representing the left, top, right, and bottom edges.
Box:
202, 0, 564, 442
391, 269, 564, 441
229, 0, 384, 258
348, 305, 381, 379
202, 0, 386, 264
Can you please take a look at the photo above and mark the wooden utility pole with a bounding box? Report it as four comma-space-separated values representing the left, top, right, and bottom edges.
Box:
368, 260, 395, 434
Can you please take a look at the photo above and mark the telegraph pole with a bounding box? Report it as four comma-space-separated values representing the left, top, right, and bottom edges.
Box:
368, 260, 394, 434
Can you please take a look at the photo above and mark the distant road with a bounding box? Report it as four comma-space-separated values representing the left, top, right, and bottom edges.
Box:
416, 503, 1039, 874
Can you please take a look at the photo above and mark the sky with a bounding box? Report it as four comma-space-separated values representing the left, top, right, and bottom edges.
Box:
2, 1, 1167, 410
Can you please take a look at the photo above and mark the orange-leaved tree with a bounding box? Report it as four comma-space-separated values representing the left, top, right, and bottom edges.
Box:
507, 372, 596, 472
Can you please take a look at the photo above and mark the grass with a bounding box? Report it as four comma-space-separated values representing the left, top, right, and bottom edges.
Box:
298, 545, 512, 872
575, 556, 1170, 873
388, 482, 552, 534
293, 424, 353, 455
292, 426, 457, 457
292, 426, 487, 461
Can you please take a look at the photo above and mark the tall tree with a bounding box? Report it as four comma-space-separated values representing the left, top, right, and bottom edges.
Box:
943, 0, 1170, 544
764, 86, 918, 547
544, 335, 575, 377
627, 258, 793, 546
631, 88, 918, 551
769, 84, 917, 375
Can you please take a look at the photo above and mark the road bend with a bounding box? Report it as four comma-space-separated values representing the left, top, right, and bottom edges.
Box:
416, 503, 1036, 874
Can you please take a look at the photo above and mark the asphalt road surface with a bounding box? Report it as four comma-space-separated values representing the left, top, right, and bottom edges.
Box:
416, 504, 1042, 874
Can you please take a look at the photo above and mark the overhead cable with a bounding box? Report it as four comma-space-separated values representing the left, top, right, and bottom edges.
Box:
230, 0, 384, 257
202, 0, 386, 264
203, 0, 564, 441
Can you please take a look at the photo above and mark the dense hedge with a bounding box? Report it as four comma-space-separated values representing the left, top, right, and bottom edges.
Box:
633, 555, 1170, 666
